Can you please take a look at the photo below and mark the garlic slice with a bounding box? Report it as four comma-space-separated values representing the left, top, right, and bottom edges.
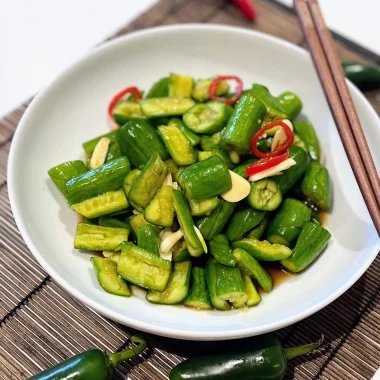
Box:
102, 250, 115, 258
194, 226, 208, 253
221, 170, 251, 202
271, 127, 287, 152
163, 172, 173, 186
90, 137, 111, 169
282, 119, 293, 131
249, 158, 296, 182
160, 230, 183, 254
265, 119, 293, 136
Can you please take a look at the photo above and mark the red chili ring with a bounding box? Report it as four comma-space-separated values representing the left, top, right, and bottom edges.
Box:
250, 120, 294, 159
107, 86, 142, 119
246, 151, 289, 177
209, 75, 243, 105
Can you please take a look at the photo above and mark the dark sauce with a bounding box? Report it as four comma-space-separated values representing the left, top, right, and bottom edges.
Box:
260, 263, 295, 295
317, 210, 327, 227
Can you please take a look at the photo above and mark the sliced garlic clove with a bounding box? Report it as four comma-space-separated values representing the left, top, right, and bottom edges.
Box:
160, 251, 173, 261
249, 158, 296, 182
159, 227, 172, 239
163, 172, 173, 186
282, 119, 293, 131
194, 226, 208, 253
220, 170, 251, 202
90, 137, 111, 169
271, 127, 287, 152
102, 250, 115, 258
160, 230, 183, 254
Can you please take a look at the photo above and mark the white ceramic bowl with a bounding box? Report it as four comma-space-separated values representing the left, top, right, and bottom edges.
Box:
8, 24, 380, 340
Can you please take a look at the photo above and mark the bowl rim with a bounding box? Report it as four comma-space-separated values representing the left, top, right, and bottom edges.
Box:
8, 23, 380, 340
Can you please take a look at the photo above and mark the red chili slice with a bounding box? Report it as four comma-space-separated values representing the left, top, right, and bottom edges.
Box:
246, 151, 289, 177
250, 120, 294, 159
107, 86, 142, 118
209, 75, 243, 105
230, 0, 256, 21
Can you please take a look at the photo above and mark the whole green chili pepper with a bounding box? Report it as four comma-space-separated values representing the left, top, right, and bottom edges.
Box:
29, 335, 146, 380
169, 334, 323, 380
342, 62, 380, 91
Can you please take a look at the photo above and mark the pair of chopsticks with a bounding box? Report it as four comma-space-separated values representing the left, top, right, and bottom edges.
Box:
294, 0, 380, 236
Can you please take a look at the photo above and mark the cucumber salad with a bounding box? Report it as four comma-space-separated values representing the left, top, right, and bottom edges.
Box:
48, 73, 332, 310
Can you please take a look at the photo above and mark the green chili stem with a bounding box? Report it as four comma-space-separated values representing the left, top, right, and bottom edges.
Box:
284, 334, 324, 361
108, 335, 147, 368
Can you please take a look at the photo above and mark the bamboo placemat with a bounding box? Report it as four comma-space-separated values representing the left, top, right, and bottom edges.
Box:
1, 1, 380, 379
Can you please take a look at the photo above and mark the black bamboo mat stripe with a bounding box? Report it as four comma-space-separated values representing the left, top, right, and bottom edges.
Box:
1, 0, 380, 378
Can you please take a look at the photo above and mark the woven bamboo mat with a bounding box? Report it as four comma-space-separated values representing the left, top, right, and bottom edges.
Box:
1, 0, 380, 379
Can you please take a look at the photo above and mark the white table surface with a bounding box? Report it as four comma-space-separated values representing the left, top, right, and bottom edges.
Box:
0, 0, 157, 116
276, 0, 380, 56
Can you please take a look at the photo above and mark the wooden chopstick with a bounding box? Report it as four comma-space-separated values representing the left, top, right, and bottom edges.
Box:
294, 0, 380, 236
307, 0, 380, 208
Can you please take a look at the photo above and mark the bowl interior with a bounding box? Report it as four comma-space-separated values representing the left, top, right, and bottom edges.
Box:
8, 25, 380, 340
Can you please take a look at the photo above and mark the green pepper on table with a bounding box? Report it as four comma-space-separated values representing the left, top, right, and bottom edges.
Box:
170, 333, 323, 380
342, 61, 380, 91
29, 335, 146, 380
